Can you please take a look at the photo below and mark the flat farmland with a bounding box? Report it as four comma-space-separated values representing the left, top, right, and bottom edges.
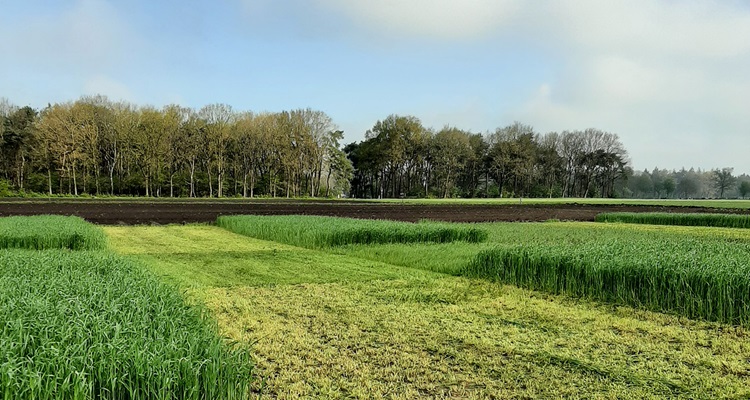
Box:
103, 221, 750, 399
2, 198, 749, 224
5, 208, 750, 398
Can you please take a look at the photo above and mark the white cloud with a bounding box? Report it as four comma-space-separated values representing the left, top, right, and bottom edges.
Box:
316, 0, 522, 41
548, 0, 750, 59
493, 1, 750, 171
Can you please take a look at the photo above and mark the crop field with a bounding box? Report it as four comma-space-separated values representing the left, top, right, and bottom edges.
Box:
0, 216, 252, 399
597, 211, 750, 228
103, 219, 750, 398
0, 214, 106, 250
217, 215, 488, 247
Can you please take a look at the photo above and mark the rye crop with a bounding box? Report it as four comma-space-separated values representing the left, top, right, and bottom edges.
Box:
0, 249, 252, 399
0, 215, 106, 250
596, 212, 750, 229
216, 215, 488, 247
464, 228, 750, 325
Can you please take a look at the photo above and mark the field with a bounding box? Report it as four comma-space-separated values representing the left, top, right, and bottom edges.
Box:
4, 205, 750, 398
597, 211, 750, 228
2, 197, 750, 224
0, 216, 252, 399
0, 215, 106, 250
104, 221, 750, 398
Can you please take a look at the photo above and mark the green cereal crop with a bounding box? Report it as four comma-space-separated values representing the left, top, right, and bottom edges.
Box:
464, 224, 750, 325
596, 211, 750, 228
216, 215, 488, 247
0, 215, 106, 250
0, 249, 252, 399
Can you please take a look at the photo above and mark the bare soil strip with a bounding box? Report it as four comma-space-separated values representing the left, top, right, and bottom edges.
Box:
1, 199, 746, 225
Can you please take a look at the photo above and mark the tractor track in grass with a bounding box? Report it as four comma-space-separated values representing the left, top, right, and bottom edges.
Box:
1, 198, 747, 225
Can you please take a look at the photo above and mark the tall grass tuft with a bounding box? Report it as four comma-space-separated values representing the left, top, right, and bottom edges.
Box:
464, 235, 750, 325
0, 215, 107, 250
0, 249, 252, 399
596, 212, 750, 229
216, 215, 488, 247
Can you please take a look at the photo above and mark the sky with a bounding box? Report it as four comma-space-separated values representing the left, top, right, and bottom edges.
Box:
1, 0, 749, 173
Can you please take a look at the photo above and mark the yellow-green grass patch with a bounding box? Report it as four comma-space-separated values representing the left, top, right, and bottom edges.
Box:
106, 224, 750, 399
197, 278, 750, 399
104, 225, 438, 287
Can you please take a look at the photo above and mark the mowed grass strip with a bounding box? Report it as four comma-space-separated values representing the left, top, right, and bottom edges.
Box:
216, 215, 488, 248
104, 225, 439, 287
105, 224, 750, 398
0, 249, 252, 399
195, 276, 750, 398
597, 211, 750, 228
0, 215, 106, 250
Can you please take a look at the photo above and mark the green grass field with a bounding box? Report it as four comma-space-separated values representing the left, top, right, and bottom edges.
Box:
106, 223, 750, 398
4, 196, 750, 209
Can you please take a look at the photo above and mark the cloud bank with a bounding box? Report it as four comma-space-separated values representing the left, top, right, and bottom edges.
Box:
312, 0, 750, 170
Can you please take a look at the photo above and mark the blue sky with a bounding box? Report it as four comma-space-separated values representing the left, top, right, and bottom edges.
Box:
2, 0, 750, 173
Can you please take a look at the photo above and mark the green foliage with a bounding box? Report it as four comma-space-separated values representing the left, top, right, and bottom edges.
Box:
0, 249, 252, 399
463, 224, 750, 325
596, 212, 750, 228
216, 215, 488, 247
739, 181, 750, 199
0, 215, 107, 250
0, 179, 10, 197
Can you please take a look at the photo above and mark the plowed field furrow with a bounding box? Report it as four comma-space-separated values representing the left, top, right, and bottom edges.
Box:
0, 200, 746, 224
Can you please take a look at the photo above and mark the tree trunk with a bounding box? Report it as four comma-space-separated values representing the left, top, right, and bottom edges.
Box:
243, 171, 248, 198
326, 167, 333, 198
207, 167, 213, 197
189, 160, 196, 197
72, 163, 78, 196
250, 169, 255, 198
218, 169, 223, 198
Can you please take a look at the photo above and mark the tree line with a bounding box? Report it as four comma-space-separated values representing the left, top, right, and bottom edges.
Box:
346, 115, 629, 198
629, 167, 750, 199
0, 96, 352, 198
2, 95, 743, 199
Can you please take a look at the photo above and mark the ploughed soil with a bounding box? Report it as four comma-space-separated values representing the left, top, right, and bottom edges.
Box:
1, 199, 747, 225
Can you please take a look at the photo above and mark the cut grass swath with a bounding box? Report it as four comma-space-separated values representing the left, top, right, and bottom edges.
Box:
0, 249, 252, 399
0, 215, 106, 250
216, 215, 488, 247
596, 212, 750, 229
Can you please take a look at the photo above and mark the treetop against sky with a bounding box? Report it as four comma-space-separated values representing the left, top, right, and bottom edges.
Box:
1, 1, 749, 172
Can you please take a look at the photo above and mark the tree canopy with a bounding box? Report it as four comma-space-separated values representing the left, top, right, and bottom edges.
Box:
0, 95, 743, 199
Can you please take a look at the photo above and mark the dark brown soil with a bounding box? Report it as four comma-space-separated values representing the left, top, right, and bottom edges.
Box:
1, 199, 747, 225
